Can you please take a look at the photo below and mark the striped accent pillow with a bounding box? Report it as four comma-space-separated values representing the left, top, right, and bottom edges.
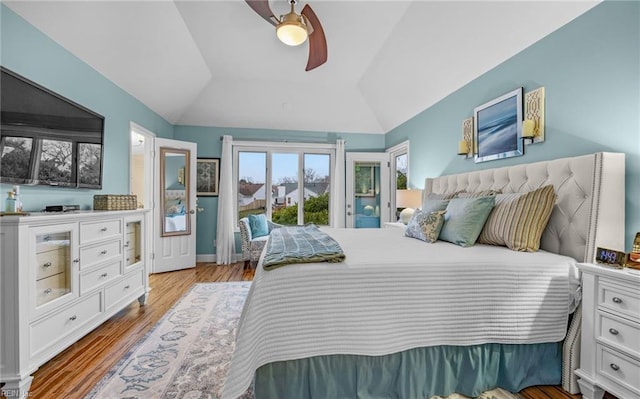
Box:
478, 185, 557, 252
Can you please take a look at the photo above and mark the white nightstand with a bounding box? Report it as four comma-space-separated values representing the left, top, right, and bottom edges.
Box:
383, 222, 406, 229
575, 263, 640, 399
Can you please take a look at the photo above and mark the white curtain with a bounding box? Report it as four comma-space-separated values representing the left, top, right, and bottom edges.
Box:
216, 135, 235, 264
330, 139, 346, 228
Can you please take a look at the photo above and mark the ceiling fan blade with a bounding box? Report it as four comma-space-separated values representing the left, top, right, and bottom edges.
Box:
246, 0, 277, 26
301, 4, 327, 71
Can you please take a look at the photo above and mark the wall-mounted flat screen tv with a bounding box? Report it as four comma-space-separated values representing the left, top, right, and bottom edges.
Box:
0, 66, 105, 189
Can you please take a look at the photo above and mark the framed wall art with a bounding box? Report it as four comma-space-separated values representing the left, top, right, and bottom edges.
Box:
474, 87, 524, 163
196, 158, 220, 196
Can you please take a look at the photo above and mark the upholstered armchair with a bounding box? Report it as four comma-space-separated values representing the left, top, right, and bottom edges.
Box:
238, 216, 282, 269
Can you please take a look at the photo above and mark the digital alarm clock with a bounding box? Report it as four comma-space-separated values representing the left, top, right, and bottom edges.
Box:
595, 247, 627, 267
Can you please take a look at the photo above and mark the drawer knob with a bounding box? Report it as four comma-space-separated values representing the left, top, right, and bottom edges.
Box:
124, 241, 130, 248
609, 328, 619, 335
124, 285, 130, 290
73, 258, 80, 263
69, 315, 77, 321
612, 297, 623, 304
44, 235, 51, 241
100, 250, 107, 255
610, 363, 620, 371
100, 273, 108, 278
44, 288, 52, 294
126, 257, 131, 262
43, 262, 52, 268
100, 227, 108, 232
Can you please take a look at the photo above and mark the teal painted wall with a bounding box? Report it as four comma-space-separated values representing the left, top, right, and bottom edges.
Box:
386, 1, 640, 250
0, 5, 174, 211
174, 126, 385, 254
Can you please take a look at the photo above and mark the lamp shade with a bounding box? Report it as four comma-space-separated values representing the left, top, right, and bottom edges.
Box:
396, 189, 422, 209
396, 189, 422, 224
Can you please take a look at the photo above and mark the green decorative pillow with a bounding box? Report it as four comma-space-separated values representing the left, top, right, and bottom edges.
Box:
439, 196, 496, 247
248, 214, 269, 238
421, 198, 450, 214
478, 185, 557, 252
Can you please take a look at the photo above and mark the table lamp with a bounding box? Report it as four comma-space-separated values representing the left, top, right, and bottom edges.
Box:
396, 189, 423, 224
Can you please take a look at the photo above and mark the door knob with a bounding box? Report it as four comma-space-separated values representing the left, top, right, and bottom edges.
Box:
189, 209, 196, 214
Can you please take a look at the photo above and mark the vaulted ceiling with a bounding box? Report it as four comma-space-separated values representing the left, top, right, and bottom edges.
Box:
4, 1, 600, 134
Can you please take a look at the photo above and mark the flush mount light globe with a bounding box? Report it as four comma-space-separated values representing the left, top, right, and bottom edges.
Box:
276, 10, 308, 46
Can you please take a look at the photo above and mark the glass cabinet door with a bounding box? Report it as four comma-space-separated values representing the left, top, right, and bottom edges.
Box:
33, 224, 76, 308
125, 220, 142, 268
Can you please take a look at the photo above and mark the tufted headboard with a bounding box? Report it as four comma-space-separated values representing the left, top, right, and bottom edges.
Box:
424, 152, 625, 262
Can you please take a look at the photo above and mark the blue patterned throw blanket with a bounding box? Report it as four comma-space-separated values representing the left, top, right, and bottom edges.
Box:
262, 224, 346, 270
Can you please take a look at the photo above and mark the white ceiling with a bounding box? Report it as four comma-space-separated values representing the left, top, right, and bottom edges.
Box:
4, 0, 600, 135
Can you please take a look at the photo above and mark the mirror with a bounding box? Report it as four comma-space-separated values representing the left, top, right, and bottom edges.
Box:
160, 147, 191, 236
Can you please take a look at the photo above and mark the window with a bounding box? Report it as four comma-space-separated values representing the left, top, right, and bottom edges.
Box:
234, 142, 334, 227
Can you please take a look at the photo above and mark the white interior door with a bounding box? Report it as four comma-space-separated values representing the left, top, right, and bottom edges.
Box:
154, 138, 197, 273
345, 152, 390, 228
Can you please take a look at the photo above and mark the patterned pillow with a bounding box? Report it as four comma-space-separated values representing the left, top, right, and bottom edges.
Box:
405, 210, 446, 242
439, 196, 496, 247
478, 185, 557, 252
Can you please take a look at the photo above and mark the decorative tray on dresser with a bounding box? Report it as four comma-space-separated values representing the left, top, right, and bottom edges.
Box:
575, 262, 640, 399
0, 209, 150, 398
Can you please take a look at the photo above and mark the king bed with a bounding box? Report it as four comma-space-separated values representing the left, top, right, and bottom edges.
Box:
223, 152, 625, 399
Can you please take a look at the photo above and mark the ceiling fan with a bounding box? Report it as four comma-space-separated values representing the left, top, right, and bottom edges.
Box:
245, 0, 328, 71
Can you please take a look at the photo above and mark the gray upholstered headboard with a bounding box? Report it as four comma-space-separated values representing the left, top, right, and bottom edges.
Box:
424, 152, 625, 262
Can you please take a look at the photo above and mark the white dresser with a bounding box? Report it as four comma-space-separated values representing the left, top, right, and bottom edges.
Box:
575, 263, 640, 399
0, 210, 150, 396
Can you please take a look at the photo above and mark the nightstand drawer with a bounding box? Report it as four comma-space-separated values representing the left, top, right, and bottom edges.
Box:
598, 311, 640, 357
597, 345, 640, 394
598, 280, 640, 324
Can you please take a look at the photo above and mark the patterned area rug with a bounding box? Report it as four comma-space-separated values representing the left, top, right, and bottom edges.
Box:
86, 282, 521, 399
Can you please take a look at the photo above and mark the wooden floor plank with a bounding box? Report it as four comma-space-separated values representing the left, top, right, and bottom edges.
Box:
1, 263, 617, 399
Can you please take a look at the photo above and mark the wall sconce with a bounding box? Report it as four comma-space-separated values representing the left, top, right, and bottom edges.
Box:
523, 87, 545, 144
458, 117, 474, 158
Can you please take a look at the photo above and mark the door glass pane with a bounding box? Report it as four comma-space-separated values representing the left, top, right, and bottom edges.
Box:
238, 152, 266, 220
303, 153, 330, 225
354, 161, 381, 228
396, 153, 407, 189
271, 153, 299, 226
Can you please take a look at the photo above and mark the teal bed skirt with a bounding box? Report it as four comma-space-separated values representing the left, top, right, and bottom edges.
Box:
254, 342, 561, 399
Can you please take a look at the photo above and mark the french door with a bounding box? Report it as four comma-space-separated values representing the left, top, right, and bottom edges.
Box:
345, 152, 390, 228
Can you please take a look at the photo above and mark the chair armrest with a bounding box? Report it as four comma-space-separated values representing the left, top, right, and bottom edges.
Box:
267, 220, 283, 232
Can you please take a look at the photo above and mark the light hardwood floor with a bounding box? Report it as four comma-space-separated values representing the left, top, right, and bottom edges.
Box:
4, 262, 615, 399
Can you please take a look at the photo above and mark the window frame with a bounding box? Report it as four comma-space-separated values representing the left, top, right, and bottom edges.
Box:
232, 141, 336, 229
386, 140, 410, 215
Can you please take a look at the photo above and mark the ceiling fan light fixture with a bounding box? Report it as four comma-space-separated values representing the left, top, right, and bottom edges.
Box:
276, 11, 308, 46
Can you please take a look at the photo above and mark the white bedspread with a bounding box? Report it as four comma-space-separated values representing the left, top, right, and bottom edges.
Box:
222, 227, 580, 399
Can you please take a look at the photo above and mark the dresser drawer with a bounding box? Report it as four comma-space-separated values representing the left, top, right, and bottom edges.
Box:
30, 291, 102, 356
125, 248, 138, 266
35, 273, 70, 307
105, 269, 144, 310
80, 219, 121, 244
80, 240, 122, 270
35, 248, 68, 280
80, 260, 121, 295
598, 280, 640, 324
597, 345, 640, 394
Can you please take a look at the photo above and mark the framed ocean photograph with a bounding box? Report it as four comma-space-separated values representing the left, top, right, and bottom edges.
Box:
474, 87, 524, 163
